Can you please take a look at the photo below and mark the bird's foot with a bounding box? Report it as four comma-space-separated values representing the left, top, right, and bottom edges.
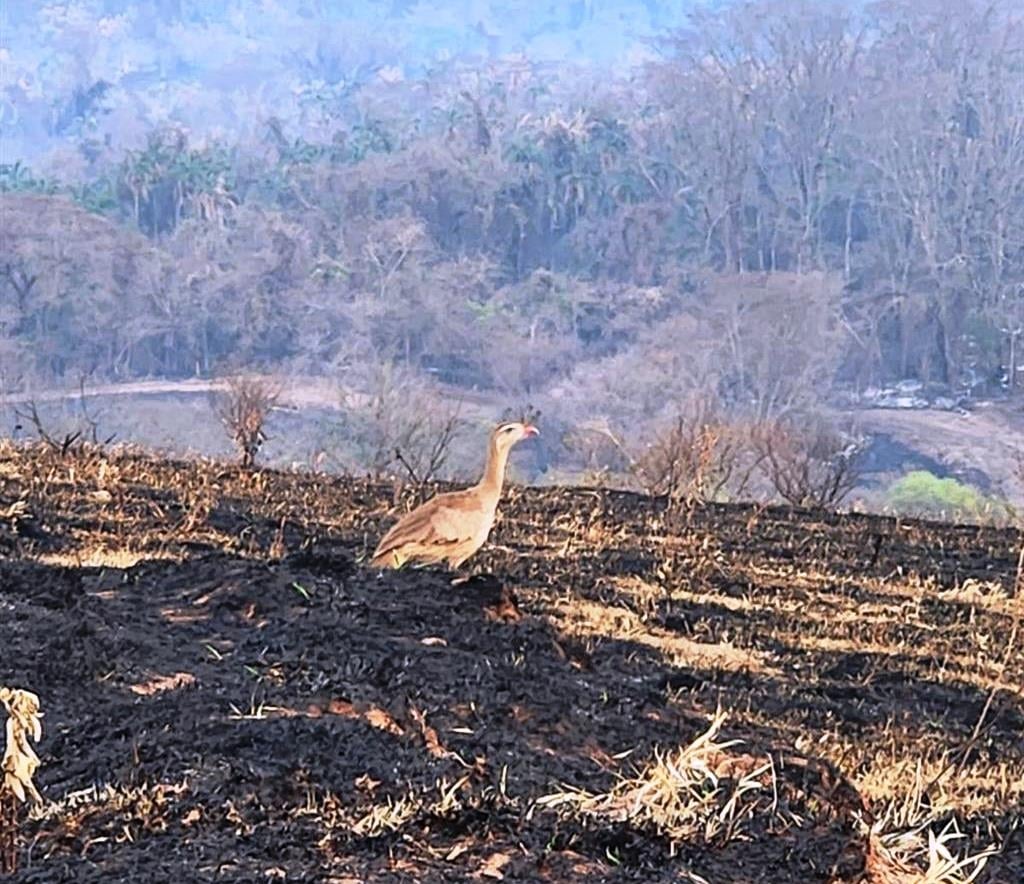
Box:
450, 571, 497, 587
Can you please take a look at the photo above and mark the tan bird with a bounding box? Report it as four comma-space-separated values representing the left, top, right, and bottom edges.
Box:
370, 421, 539, 569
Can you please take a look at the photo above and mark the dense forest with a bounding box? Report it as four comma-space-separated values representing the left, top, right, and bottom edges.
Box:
3, 1, 1024, 470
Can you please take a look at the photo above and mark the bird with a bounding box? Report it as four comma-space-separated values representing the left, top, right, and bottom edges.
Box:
369, 420, 539, 570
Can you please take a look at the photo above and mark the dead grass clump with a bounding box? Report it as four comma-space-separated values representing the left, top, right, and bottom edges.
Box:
179, 471, 219, 533
349, 793, 422, 838
0, 498, 31, 547
1, 686, 43, 874
865, 818, 996, 883
215, 375, 282, 468
857, 760, 999, 884
534, 711, 776, 854
1, 687, 42, 805
311, 775, 474, 844
752, 413, 863, 508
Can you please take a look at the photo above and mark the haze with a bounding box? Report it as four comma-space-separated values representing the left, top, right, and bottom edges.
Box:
3, 0, 1024, 519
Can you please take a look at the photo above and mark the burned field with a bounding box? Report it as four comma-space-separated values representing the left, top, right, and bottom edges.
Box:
1, 443, 1022, 882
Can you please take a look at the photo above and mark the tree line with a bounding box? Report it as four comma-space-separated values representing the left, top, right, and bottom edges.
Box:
3, 0, 1023, 433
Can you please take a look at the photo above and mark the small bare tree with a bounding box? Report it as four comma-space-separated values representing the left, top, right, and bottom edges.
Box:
12, 378, 115, 455
13, 402, 83, 455
215, 375, 281, 468
753, 414, 863, 509
391, 406, 464, 490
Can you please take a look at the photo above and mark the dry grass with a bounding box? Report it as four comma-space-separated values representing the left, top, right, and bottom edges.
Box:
1, 442, 1022, 880
35, 547, 179, 569
558, 595, 776, 674
865, 793, 998, 883
1, 687, 42, 806
535, 712, 778, 854
1, 686, 43, 874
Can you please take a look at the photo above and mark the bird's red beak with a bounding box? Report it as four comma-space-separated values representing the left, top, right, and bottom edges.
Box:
523, 425, 539, 438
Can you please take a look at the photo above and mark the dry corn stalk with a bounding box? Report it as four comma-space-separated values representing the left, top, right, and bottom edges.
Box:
1, 687, 43, 804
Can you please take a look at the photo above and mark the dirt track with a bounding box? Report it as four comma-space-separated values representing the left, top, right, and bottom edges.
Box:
1, 443, 1022, 882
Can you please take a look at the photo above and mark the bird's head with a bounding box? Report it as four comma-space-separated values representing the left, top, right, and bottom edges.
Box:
491, 420, 540, 452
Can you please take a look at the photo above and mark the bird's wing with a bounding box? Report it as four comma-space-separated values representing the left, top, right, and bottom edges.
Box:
372, 490, 483, 562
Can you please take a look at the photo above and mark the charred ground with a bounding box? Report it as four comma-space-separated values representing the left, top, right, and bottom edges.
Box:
0, 443, 1022, 882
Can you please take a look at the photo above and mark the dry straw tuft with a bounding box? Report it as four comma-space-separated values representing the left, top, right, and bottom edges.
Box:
861, 769, 998, 884
864, 818, 997, 883
535, 711, 775, 854
1, 686, 43, 875
1, 687, 43, 805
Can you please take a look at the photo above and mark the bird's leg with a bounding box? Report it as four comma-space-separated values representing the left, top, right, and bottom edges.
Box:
449, 562, 474, 587
449, 561, 496, 587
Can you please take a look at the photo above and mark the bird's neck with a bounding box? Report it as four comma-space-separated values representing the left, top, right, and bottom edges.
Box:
477, 441, 511, 500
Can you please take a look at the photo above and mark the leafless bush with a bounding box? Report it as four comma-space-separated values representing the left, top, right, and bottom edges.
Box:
14, 402, 84, 455
634, 415, 760, 506
580, 397, 762, 508
348, 364, 466, 490
1, 686, 43, 875
752, 414, 863, 509
391, 408, 464, 490
215, 376, 281, 468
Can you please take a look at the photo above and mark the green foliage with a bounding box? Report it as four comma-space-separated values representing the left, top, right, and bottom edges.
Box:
118, 131, 236, 235
1, 163, 118, 216
71, 178, 119, 214
0, 163, 60, 195
886, 471, 1014, 524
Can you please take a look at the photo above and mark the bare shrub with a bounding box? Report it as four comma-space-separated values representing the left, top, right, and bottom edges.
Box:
390, 407, 463, 489
13, 402, 83, 455
578, 396, 761, 508
1, 686, 43, 875
752, 414, 863, 508
634, 413, 760, 507
214, 375, 281, 468
561, 424, 619, 487
345, 363, 466, 489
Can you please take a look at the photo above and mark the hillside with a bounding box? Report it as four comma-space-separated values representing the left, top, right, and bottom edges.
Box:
1, 442, 1022, 881
7, 2, 1024, 440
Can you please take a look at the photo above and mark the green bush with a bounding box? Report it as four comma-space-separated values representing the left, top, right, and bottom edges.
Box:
886, 471, 1014, 524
